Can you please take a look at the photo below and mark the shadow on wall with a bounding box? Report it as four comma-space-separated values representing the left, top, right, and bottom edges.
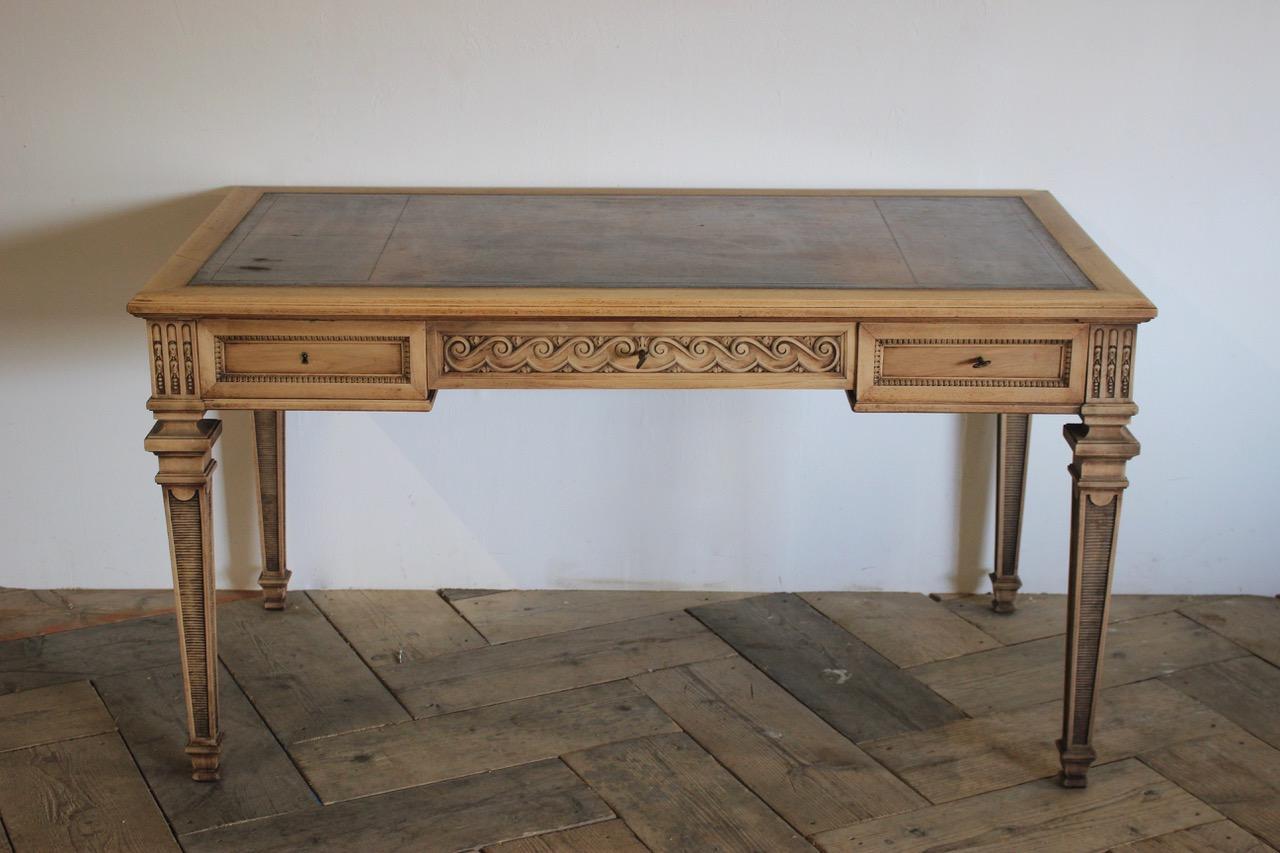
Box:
0, 190, 262, 589
953, 413, 995, 594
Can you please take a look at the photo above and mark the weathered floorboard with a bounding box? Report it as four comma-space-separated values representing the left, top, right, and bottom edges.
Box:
565, 732, 815, 852
0, 614, 179, 694
812, 758, 1220, 853
291, 680, 679, 803
216, 595, 409, 742
0, 732, 179, 852
691, 593, 962, 741
456, 589, 760, 643
861, 678, 1238, 803
182, 759, 610, 853
943, 593, 1229, 646
308, 589, 486, 676
633, 657, 924, 833
483, 819, 647, 853
94, 663, 318, 835
1180, 596, 1280, 667
1143, 731, 1280, 847
1162, 655, 1280, 750
909, 611, 1248, 715
0, 681, 115, 752
1111, 820, 1271, 852
387, 611, 733, 718
803, 591, 998, 667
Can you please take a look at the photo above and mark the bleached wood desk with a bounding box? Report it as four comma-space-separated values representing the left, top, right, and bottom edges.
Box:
127, 188, 1155, 788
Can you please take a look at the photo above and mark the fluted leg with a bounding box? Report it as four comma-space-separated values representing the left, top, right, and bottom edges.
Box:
1057, 411, 1139, 787
253, 411, 291, 610
146, 416, 223, 781
991, 413, 1030, 613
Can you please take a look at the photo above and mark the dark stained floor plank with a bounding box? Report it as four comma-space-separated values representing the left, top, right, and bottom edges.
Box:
0, 732, 179, 851
308, 589, 486, 677
387, 611, 733, 718
943, 593, 1232, 646
564, 732, 815, 852
690, 593, 962, 742
861, 679, 1239, 804
1143, 731, 1280, 847
0, 614, 180, 694
1112, 820, 1272, 852
216, 595, 409, 743
812, 758, 1221, 852
291, 680, 679, 803
94, 662, 318, 835
909, 611, 1249, 716
633, 657, 924, 833
456, 589, 761, 644
1163, 655, 1280, 751
1180, 597, 1280, 667
438, 588, 505, 601
483, 818, 647, 853
802, 591, 999, 667
0, 681, 115, 752
182, 759, 610, 853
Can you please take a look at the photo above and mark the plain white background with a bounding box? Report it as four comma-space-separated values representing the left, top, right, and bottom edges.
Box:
2, 1, 1277, 595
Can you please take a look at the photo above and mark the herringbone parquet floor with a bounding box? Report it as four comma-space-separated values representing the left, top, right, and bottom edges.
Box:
1, 588, 1277, 852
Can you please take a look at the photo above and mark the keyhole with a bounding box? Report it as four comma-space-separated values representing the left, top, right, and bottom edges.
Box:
300, 351, 310, 365
635, 347, 648, 369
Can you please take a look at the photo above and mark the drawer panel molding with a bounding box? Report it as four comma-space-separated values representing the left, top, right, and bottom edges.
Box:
871, 336, 1074, 388
213, 334, 412, 385
430, 323, 855, 388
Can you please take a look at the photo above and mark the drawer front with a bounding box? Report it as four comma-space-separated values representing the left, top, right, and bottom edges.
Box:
855, 323, 1088, 409
198, 320, 428, 405
428, 322, 855, 388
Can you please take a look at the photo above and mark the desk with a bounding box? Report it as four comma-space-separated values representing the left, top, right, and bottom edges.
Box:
127, 188, 1155, 788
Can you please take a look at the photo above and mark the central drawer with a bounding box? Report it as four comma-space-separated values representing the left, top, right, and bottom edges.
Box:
427, 321, 855, 388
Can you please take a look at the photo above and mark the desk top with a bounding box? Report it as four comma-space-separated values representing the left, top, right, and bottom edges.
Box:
128, 188, 1155, 322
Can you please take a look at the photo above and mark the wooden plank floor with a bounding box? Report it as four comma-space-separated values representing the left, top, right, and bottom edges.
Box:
1, 588, 1277, 852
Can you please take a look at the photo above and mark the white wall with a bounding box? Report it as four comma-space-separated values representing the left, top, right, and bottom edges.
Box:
2, 1, 1277, 595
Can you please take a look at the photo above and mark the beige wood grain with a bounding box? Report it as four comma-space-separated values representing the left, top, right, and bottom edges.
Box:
1112, 820, 1271, 853
453, 589, 760, 644
483, 819, 647, 853
308, 590, 486, 675
860, 679, 1237, 804
812, 758, 1220, 853
1179, 596, 1280, 666
0, 681, 115, 752
216, 596, 409, 743
384, 611, 734, 718
564, 732, 815, 852
290, 680, 678, 803
1162, 656, 1280, 750
943, 592, 1229, 645
633, 658, 924, 834
182, 759, 610, 853
801, 591, 999, 667
908, 611, 1248, 716
0, 733, 179, 852
1143, 732, 1280, 847
197, 319, 428, 403
856, 322, 1088, 407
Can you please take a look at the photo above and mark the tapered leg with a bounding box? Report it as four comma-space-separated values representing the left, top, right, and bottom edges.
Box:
991, 413, 1030, 613
253, 411, 291, 610
1057, 412, 1139, 787
146, 416, 223, 781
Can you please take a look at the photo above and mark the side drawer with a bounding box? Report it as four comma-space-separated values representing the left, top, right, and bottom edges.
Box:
198, 320, 428, 406
428, 321, 855, 388
855, 323, 1088, 409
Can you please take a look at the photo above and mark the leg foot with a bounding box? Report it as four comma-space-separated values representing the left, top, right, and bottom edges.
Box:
253, 411, 291, 610
992, 413, 1030, 613
1057, 739, 1095, 788
185, 735, 223, 782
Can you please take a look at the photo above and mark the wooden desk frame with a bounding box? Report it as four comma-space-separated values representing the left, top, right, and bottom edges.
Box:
128, 187, 1155, 789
